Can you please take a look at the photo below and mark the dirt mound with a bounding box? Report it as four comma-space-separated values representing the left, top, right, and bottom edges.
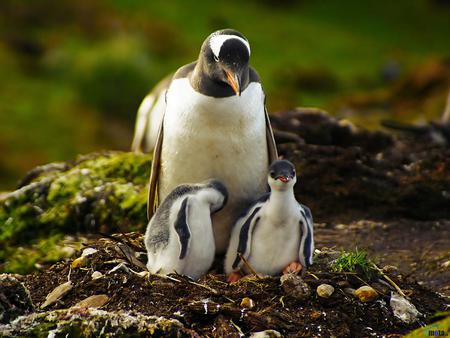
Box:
8, 234, 445, 337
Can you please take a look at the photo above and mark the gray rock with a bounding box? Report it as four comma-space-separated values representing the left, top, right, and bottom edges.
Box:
0, 274, 34, 324
280, 274, 311, 300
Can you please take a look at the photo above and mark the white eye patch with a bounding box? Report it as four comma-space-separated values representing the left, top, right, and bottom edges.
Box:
209, 34, 251, 59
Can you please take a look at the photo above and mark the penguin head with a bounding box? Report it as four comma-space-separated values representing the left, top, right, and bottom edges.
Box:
268, 160, 297, 191
199, 29, 250, 96
205, 179, 228, 213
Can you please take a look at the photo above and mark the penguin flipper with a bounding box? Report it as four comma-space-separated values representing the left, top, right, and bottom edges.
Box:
174, 197, 191, 260
232, 206, 262, 270
265, 105, 279, 163
131, 92, 153, 153
147, 114, 164, 220
131, 75, 172, 153
299, 204, 314, 267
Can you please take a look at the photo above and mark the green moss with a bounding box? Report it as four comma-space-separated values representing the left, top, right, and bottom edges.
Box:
0, 152, 151, 273
0, 234, 80, 274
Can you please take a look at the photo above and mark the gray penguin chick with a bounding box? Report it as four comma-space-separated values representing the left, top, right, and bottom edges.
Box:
145, 179, 228, 280
224, 160, 314, 282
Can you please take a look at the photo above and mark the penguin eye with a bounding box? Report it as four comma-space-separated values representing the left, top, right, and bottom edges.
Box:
213, 55, 219, 62
269, 171, 275, 178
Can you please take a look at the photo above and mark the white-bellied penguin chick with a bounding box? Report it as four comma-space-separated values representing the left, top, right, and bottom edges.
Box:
224, 160, 314, 282
145, 179, 228, 280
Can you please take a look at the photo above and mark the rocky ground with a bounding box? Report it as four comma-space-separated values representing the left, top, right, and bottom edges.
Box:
1, 109, 449, 337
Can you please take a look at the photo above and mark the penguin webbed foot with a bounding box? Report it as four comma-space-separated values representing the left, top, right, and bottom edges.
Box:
227, 270, 243, 283
282, 261, 303, 275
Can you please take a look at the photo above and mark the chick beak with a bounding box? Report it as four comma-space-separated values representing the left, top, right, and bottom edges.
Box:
224, 70, 241, 96
278, 176, 291, 183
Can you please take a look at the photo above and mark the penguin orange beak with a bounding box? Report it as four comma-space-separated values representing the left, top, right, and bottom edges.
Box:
224, 70, 241, 96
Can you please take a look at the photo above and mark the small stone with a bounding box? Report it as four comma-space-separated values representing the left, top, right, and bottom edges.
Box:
71, 256, 87, 269
355, 286, 378, 302
337, 280, 350, 288
240, 297, 255, 309
316, 284, 335, 298
81, 247, 98, 257
91, 271, 103, 280
344, 288, 356, 296
390, 292, 421, 323
280, 274, 311, 300
72, 295, 109, 309
250, 329, 282, 338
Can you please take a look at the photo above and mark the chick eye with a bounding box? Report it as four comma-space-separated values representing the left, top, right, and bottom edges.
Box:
213, 55, 219, 62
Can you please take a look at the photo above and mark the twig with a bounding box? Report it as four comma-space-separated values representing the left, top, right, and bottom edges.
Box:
153, 273, 181, 283
372, 263, 406, 298
188, 280, 218, 294
230, 319, 244, 336
238, 253, 261, 279
307, 272, 320, 280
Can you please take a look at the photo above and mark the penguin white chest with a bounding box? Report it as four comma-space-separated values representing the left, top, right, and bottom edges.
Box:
160, 79, 269, 253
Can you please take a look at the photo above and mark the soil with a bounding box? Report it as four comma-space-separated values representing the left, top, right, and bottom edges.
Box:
22, 231, 448, 337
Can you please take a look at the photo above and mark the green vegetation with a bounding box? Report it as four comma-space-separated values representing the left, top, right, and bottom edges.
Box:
0, 234, 76, 275
0, 0, 449, 189
331, 248, 376, 279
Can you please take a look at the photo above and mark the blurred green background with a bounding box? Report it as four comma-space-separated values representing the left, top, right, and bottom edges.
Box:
1, 0, 449, 190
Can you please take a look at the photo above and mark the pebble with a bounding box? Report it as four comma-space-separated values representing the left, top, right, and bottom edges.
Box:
71, 256, 87, 269
316, 284, 335, 298
91, 271, 103, 280
81, 247, 98, 257
240, 297, 255, 309
280, 274, 311, 300
355, 286, 378, 302
250, 330, 282, 338
344, 288, 356, 296
337, 280, 350, 288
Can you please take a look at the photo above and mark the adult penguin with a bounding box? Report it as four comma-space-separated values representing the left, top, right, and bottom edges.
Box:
146, 29, 278, 254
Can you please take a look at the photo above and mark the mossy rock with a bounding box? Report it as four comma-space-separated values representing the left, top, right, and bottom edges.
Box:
0, 308, 197, 337
0, 151, 151, 274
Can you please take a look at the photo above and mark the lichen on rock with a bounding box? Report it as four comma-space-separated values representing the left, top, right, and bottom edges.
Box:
0, 308, 197, 337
